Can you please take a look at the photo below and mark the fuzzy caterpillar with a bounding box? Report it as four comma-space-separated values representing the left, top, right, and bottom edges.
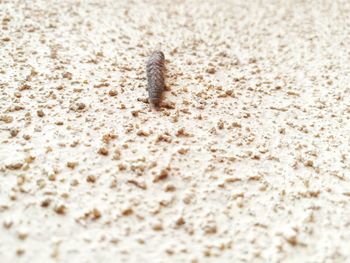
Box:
146, 51, 165, 107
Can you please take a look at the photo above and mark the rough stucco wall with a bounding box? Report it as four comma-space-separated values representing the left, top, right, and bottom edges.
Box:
0, 0, 350, 262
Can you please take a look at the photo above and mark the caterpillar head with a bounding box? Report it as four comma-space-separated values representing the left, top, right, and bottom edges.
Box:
151, 50, 165, 60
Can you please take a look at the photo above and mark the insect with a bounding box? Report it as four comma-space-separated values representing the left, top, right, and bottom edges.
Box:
146, 50, 165, 107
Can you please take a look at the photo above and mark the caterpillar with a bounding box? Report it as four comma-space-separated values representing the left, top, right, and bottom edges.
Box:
146, 50, 165, 107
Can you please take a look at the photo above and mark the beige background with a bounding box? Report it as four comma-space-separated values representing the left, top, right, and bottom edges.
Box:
1, 0, 350, 262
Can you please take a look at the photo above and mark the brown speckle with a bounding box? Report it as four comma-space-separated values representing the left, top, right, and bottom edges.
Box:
66, 162, 78, 169
98, 147, 109, 156
37, 109, 45, 117
54, 205, 67, 215
153, 168, 169, 183
87, 175, 96, 183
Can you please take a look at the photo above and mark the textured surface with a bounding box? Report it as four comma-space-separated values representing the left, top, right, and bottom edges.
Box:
0, 0, 350, 262
146, 51, 165, 107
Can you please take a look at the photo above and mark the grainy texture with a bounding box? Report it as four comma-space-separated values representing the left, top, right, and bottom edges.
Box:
146, 51, 165, 107
1, 0, 350, 263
